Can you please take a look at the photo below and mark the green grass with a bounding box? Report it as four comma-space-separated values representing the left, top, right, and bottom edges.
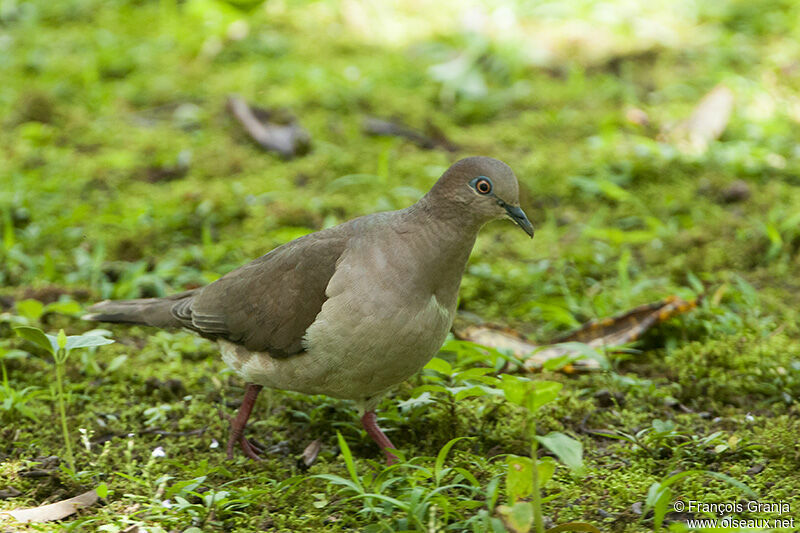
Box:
2, 0, 800, 530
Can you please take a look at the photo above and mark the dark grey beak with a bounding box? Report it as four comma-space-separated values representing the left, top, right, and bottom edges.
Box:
505, 204, 534, 238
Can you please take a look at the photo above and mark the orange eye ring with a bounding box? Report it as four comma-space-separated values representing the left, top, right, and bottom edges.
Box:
475, 178, 492, 194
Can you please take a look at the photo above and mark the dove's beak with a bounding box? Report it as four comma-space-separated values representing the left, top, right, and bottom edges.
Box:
505, 204, 534, 238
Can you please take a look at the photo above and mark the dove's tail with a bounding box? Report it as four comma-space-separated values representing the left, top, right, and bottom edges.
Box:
82, 290, 197, 329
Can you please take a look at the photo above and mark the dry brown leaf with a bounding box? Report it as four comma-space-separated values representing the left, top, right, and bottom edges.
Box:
362, 116, 459, 151
663, 84, 734, 153
455, 296, 698, 372
301, 439, 323, 468
551, 295, 698, 346
227, 95, 311, 159
0, 489, 98, 524
455, 325, 602, 372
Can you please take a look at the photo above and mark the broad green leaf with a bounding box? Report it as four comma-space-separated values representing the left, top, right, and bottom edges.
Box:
44, 300, 83, 316
424, 357, 452, 376
536, 432, 583, 472
506, 455, 533, 503
64, 335, 115, 351
528, 381, 563, 411
500, 375, 563, 412
15, 299, 44, 321
14, 326, 56, 354
497, 502, 534, 533
500, 374, 529, 405
537, 456, 556, 487
455, 367, 494, 380
651, 419, 674, 434
506, 455, 554, 505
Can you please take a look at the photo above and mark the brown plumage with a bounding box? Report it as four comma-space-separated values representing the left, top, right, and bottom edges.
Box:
84, 156, 533, 464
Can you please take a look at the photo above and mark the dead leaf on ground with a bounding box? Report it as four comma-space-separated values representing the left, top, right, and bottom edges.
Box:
362, 116, 459, 151
300, 439, 322, 468
662, 84, 734, 154
551, 295, 698, 345
454, 296, 699, 372
0, 489, 98, 524
0, 487, 22, 500
227, 95, 311, 158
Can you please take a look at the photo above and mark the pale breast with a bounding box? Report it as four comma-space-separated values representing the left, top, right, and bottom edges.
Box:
220, 234, 457, 403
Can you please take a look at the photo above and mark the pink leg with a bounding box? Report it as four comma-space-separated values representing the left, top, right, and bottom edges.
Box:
226, 383, 263, 461
361, 411, 399, 465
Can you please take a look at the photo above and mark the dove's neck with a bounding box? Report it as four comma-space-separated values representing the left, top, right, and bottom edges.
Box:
396, 196, 482, 311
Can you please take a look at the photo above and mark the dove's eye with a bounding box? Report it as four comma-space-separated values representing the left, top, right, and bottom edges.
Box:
472, 177, 493, 195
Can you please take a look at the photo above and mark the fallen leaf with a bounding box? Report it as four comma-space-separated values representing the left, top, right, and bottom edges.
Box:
227, 95, 311, 158
0, 487, 21, 500
746, 464, 765, 477
552, 295, 698, 346
0, 489, 98, 524
663, 84, 734, 154
300, 439, 322, 468
362, 116, 458, 151
455, 296, 699, 372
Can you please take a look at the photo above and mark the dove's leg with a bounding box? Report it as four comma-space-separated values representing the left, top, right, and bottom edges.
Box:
361, 410, 398, 465
226, 383, 263, 460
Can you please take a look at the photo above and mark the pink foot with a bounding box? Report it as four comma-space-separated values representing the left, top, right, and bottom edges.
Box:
361, 410, 399, 465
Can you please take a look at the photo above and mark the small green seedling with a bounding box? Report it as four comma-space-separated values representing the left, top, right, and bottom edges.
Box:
15, 325, 114, 470
498, 374, 599, 533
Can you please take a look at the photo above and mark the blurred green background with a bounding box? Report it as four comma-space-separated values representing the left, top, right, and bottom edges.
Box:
2, 0, 800, 531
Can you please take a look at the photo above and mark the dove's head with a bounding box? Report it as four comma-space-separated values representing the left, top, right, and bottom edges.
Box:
426, 156, 534, 237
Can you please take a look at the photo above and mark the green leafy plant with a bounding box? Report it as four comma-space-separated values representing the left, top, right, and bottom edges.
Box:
15, 325, 114, 469
13, 297, 83, 323
644, 469, 757, 531
311, 433, 496, 530
592, 418, 683, 458
497, 375, 598, 533
594, 420, 760, 462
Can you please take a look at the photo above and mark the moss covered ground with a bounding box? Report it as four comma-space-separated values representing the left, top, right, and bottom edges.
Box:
2, 0, 800, 531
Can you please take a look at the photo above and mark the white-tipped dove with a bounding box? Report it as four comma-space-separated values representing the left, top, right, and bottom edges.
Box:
84, 157, 533, 464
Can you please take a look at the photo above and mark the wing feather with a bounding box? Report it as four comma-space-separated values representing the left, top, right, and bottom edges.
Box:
174, 228, 349, 357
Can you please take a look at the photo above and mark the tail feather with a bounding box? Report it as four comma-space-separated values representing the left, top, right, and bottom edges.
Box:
83, 290, 197, 329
